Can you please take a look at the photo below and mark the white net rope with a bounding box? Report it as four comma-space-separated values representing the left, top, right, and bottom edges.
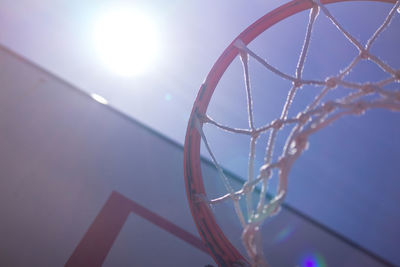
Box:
196, 1, 400, 266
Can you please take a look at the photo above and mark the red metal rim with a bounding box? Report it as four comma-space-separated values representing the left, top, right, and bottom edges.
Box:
183, 0, 396, 265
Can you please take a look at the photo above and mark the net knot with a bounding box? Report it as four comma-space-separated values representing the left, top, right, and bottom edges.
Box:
290, 133, 309, 155
230, 192, 241, 202
322, 101, 336, 113
242, 181, 254, 194
295, 134, 309, 152
296, 112, 310, 124
395, 69, 400, 81
293, 79, 303, 88
353, 101, 367, 115
325, 76, 338, 88
194, 193, 210, 205
197, 112, 210, 123
259, 164, 272, 179
271, 119, 283, 130
361, 83, 377, 94
251, 131, 260, 139
234, 39, 246, 51
359, 49, 370, 60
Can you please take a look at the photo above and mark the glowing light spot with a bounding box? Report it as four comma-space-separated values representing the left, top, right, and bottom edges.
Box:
165, 93, 172, 101
299, 252, 327, 267
93, 7, 160, 76
274, 225, 295, 243
91, 93, 108, 105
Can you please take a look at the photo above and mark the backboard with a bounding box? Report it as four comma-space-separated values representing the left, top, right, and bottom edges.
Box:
0, 42, 396, 266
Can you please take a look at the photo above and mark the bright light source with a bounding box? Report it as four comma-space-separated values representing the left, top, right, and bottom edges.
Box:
93, 7, 160, 76
91, 93, 108, 105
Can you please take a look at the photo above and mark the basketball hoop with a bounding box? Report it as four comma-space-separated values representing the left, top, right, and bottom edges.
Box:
184, 0, 399, 266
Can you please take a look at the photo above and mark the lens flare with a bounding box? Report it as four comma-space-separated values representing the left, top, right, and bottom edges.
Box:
274, 225, 296, 243
299, 252, 327, 267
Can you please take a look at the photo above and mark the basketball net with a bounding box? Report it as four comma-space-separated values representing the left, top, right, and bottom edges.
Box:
191, 0, 399, 266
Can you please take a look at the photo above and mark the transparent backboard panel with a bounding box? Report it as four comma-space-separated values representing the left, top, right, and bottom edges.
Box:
0, 43, 397, 266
